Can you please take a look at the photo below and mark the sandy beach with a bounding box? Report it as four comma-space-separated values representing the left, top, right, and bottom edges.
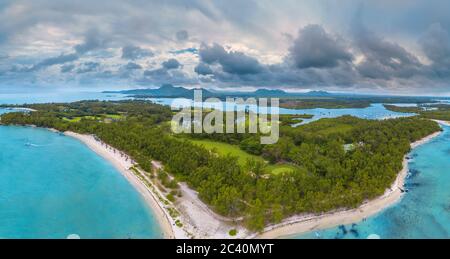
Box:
64, 131, 245, 239
433, 120, 450, 127
63, 124, 445, 239
64, 131, 177, 239
255, 130, 443, 239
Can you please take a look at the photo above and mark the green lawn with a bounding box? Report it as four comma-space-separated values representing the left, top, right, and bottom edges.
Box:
187, 139, 298, 175
188, 139, 264, 166
101, 114, 124, 119
62, 114, 124, 123
264, 163, 298, 175
62, 117, 82, 122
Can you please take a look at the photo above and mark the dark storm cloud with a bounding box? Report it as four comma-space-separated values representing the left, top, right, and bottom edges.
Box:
194, 27, 358, 88
74, 29, 107, 54
76, 62, 100, 73
124, 62, 142, 70
170, 48, 198, 55
121, 45, 153, 60
194, 63, 213, 75
199, 43, 263, 75
419, 23, 450, 77
176, 30, 189, 41
354, 25, 423, 80
144, 68, 168, 77
28, 53, 79, 71
288, 25, 353, 69
23, 29, 110, 72
208, 61, 358, 88
60, 64, 75, 73
141, 67, 196, 85
162, 58, 181, 70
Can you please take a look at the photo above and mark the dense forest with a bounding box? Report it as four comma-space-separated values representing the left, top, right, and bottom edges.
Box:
0, 101, 442, 231
384, 104, 450, 121
279, 99, 371, 109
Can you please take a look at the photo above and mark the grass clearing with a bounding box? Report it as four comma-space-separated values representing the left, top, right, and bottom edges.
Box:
186, 138, 298, 175
62, 114, 124, 123
188, 139, 264, 166
264, 163, 298, 175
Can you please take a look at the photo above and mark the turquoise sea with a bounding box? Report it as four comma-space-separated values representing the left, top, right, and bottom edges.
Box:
295, 124, 450, 239
0, 91, 126, 105
0, 122, 162, 238
148, 98, 415, 124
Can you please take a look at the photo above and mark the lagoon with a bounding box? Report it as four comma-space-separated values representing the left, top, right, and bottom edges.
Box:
0, 90, 415, 125
0, 122, 162, 238
148, 98, 415, 124
295, 125, 450, 239
0, 90, 126, 105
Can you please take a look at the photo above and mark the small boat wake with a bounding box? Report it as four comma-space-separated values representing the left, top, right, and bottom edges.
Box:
24, 142, 50, 147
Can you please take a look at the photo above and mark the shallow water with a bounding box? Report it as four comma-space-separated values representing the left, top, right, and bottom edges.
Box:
281, 103, 415, 125
294, 125, 450, 239
0, 124, 162, 238
0, 91, 126, 105
0, 90, 415, 125
150, 98, 415, 124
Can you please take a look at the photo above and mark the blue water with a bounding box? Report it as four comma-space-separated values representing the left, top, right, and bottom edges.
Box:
0, 90, 414, 125
0, 124, 163, 238
281, 103, 415, 125
295, 125, 450, 239
149, 98, 415, 124
0, 90, 126, 105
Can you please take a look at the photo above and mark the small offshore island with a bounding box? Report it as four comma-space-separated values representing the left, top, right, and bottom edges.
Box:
1, 97, 449, 238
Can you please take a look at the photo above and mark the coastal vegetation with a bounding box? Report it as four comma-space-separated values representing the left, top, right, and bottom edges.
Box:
383, 104, 423, 113
279, 114, 313, 126
0, 100, 441, 231
384, 104, 450, 121
229, 229, 238, 236
279, 99, 371, 109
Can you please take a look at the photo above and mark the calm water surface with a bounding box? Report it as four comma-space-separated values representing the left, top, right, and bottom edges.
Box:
0, 120, 162, 238
294, 125, 450, 239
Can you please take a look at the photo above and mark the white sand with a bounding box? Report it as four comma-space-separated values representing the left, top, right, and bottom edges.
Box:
174, 182, 249, 238
64, 131, 176, 239
63, 125, 444, 239
433, 120, 450, 127
255, 130, 443, 239
64, 131, 241, 239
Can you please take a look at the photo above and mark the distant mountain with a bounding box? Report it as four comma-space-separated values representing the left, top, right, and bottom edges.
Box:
103, 84, 189, 96
103, 85, 332, 99
302, 90, 332, 97
104, 84, 214, 98
253, 89, 289, 97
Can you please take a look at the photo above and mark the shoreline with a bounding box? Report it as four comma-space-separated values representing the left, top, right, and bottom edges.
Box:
433, 119, 450, 127
64, 127, 445, 239
45, 121, 448, 239
63, 131, 176, 239
255, 129, 443, 239
63, 131, 244, 239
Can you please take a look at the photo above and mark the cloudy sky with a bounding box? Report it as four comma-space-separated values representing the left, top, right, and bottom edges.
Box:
1, 0, 450, 95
